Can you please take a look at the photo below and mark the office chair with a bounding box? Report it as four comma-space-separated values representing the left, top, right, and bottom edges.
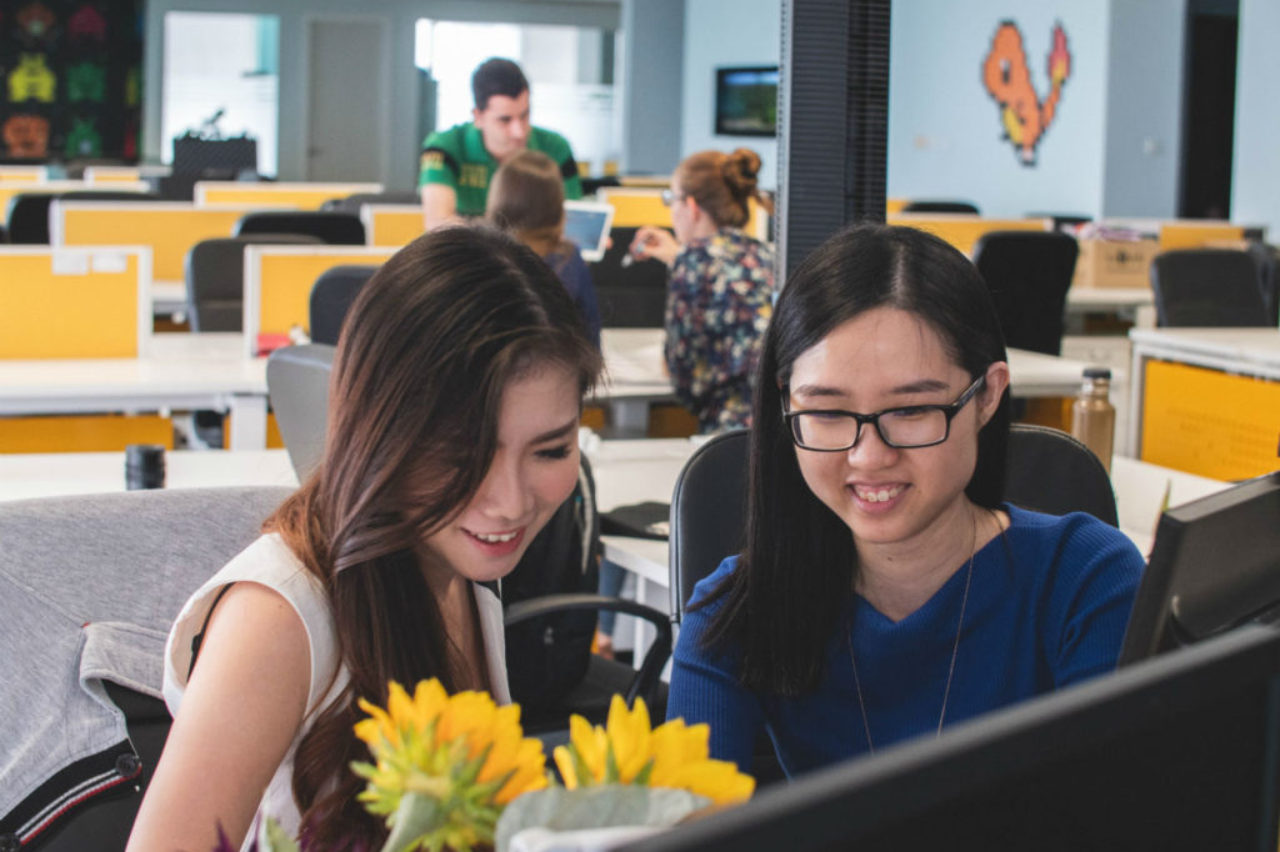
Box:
185, 234, 322, 332
589, 226, 670, 327
6, 193, 56, 243
1245, 240, 1279, 325
971, 230, 1080, 356
1150, 249, 1272, 327
309, 265, 379, 345
900, 200, 980, 215
1004, 424, 1117, 525
0, 486, 291, 851
320, 190, 421, 212
234, 210, 366, 245
265, 344, 672, 731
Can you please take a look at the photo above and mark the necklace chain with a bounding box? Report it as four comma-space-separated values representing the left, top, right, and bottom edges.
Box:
847, 514, 980, 754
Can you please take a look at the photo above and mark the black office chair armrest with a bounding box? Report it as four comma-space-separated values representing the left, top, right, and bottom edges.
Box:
505, 593, 673, 707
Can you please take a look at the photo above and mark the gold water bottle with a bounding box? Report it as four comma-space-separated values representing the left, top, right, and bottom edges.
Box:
1070, 367, 1116, 473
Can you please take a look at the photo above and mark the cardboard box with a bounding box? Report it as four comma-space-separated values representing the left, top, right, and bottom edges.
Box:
1072, 238, 1159, 290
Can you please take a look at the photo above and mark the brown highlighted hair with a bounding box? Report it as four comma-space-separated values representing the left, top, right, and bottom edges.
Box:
266, 226, 601, 849
675, 147, 772, 229
487, 149, 569, 258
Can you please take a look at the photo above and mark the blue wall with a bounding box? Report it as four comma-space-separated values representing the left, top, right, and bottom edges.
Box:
679, 0, 781, 189
888, 0, 1111, 219
1232, 0, 1280, 238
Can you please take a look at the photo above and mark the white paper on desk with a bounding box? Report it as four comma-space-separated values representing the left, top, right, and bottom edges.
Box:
50, 251, 90, 275
91, 252, 129, 274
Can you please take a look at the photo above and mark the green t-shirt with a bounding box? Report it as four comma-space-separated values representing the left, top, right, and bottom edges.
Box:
418, 122, 582, 217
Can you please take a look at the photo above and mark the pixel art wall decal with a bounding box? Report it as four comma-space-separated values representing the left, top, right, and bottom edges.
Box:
982, 20, 1072, 166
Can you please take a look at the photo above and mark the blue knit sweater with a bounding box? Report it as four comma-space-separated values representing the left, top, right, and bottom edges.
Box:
666, 504, 1144, 777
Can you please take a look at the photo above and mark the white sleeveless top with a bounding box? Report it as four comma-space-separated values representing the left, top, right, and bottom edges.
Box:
163, 533, 510, 850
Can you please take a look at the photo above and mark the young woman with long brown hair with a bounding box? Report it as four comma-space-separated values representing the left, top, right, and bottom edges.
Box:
127, 227, 602, 851
487, 149, 602, 350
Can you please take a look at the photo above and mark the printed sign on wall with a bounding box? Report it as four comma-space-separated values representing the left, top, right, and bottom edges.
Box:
982, 20, 1072, 166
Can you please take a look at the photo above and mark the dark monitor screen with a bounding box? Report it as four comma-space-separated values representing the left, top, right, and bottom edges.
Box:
714, 66, 778, 137
1119, 470, 1280, 665
621, 626, 1280, 852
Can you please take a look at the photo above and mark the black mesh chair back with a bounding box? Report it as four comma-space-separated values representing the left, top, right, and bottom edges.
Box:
6, 193, 56, 243
320, 191, 420, 213
234, 210, 366, 245
185, 234, 322, 332
309, 265, 379, 345
669, 430, 751, 625
901, 200, 980, 215
589, 226, 669, 327
972, 230, 1080, 356
1004, 424, 1117, 526
1150, 249, 1272, 327
1246, 240, 1279, 324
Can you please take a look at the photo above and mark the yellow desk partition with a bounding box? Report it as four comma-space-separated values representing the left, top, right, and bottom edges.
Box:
242, 245, 396, 356
194, 181, 384, 210
0, 180, 94, 217
886, 198, 908, 215
82, 166, 169, 185
0, 165, 48, 183
886, 214, 1051, 256
361, 204, 424, 247
1141, 359, 1280, 480
1157, 221, 1247, 251
597, 188, 770, 240
0, 246, 149, 358
51, 201, 266, 284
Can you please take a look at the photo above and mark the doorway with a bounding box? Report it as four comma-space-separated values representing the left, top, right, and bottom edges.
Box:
1178, 1, 1238, 220
306, 17, 389, 182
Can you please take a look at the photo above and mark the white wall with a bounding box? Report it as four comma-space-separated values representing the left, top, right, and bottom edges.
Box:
680, 0, 780, 189
888, 0, 1112, 219
1232, 0, 1280, 238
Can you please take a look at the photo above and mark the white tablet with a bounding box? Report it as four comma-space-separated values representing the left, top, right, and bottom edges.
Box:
563, 200, 614, 262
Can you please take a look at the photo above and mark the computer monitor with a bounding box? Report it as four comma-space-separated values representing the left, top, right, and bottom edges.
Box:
1119, 470, 1280, 665
621, 626, 1280, 852
562, 200, 613, 262
714, 66, 779, 137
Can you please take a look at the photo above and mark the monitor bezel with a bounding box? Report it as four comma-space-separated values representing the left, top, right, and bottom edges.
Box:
714, 65, 780, 138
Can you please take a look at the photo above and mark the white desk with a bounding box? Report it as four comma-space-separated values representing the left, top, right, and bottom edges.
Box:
0, 333, 270, 450
1065, 287, 1155, 329
0, 447, 297, 502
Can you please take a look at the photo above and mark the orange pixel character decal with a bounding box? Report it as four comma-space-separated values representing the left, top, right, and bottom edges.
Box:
982, 20, 1071, 166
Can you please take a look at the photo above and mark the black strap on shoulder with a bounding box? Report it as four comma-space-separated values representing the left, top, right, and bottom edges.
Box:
559, 153, 580, 181
422, 145, 461, 180
188, 583, 235, 680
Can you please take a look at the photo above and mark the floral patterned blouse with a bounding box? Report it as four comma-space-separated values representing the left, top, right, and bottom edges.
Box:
664, 228, 776, 433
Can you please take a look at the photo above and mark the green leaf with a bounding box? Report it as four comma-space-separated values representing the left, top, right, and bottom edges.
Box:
381, 791, 445, 852
493, 787, 712, 852
256, 815, 301, 852
604, 743, 620, 785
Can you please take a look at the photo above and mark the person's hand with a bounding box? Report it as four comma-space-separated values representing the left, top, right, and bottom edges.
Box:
628, 227, 680, 267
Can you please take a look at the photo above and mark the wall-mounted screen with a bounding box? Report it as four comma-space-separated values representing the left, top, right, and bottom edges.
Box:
714, 66, 778, 137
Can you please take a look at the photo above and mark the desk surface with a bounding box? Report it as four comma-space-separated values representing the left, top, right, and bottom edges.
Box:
602, 328, 1097, 399
1129, 327, 1280, 372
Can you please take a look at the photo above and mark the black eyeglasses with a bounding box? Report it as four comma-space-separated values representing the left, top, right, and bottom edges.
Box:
784, 375, 987, 451
660, 189, 684, 207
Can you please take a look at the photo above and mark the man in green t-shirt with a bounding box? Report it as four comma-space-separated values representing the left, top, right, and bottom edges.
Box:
419, 57, 582, 230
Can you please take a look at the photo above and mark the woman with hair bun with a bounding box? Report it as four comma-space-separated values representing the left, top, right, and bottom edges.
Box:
629, 148, 776, 433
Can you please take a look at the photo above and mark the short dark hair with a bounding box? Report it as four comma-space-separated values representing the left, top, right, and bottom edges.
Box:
472, 57, 529, 110
700, 223, 1012, 696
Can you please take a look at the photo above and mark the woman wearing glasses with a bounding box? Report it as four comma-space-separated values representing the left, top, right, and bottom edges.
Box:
628, 148, 775, 433
666, 223, 1142, 776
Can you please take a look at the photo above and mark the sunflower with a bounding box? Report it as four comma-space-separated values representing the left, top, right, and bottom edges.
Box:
552, 695, 754, 807
351, 679, 549, 852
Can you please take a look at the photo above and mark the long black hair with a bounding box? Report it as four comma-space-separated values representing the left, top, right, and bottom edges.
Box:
699, 223, 1011, 696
